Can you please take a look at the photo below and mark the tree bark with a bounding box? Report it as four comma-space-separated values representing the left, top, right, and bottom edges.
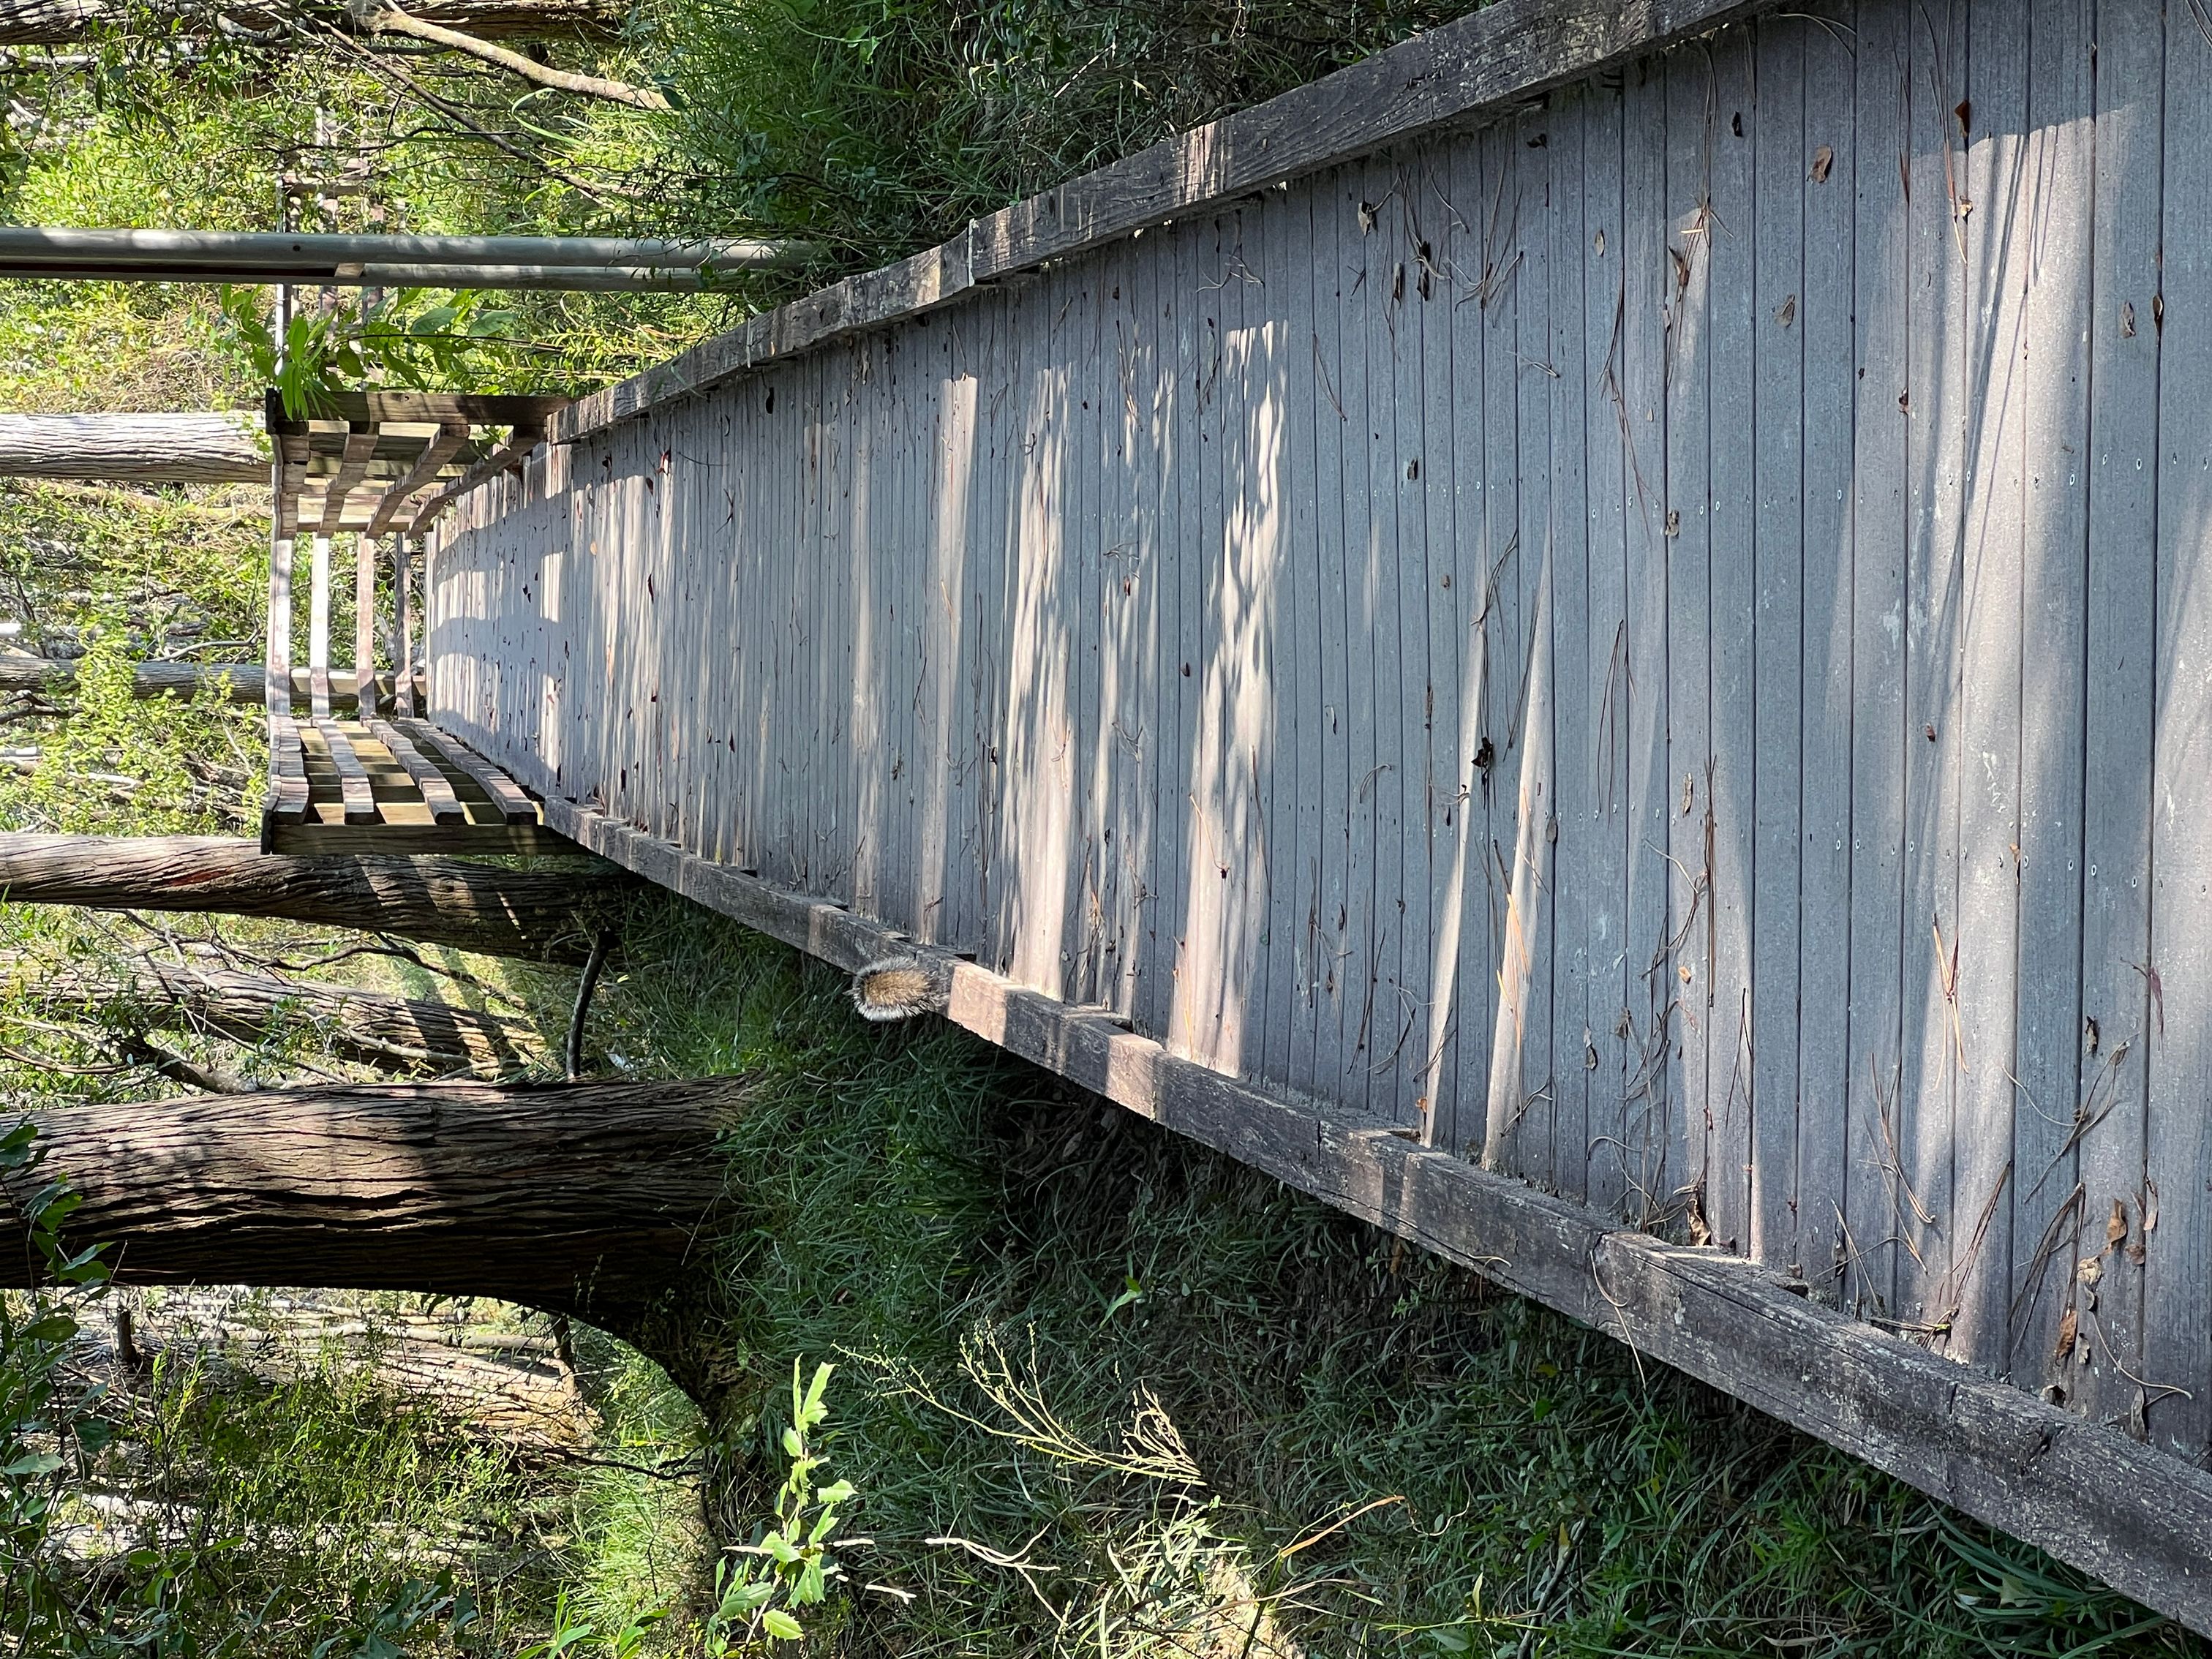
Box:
0, 658, 399, 705
0, 413, 266, 483
0, 0, 622, 45
32, 960, 542, 1074
0, 834, 633, 964
0, 1081, 737, 1383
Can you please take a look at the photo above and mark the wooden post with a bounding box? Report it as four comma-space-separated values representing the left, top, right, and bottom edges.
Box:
394, 535, 415, 718
353, 530, 375, 712
308, 533, 331, 719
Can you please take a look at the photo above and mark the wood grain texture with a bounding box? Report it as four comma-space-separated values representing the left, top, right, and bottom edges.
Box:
418, 0, 2212, 1583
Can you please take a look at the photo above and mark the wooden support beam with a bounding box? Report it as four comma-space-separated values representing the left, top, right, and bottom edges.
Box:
353, 533, 376, 715
307, 533, 332, 719
393, 538, 415, 719
524, 791, 2212, 1638
366, 419, 469, 535
390, 719, 535, 823
271, 423, 311, 540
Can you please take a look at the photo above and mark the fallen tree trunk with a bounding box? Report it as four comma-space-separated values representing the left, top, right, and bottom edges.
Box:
0, 835, 632, 964
0, 1081, 737, 1395
0, 0, 621, 44
0, 413, 266, 482
32, 960, 542, 1074
0, 658, 399, 705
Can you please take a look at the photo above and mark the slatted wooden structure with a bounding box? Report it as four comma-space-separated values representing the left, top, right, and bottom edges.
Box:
420, 0, 2212, 1628
260, 390, 570, 854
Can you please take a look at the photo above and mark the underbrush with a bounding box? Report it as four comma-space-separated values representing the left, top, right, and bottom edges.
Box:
584, 900, 2205, 1658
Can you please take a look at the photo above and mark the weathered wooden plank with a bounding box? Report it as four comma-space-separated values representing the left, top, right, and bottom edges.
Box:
1899, 0, 1968, 1336
1709, 25, 1761, 1258
365, 716, 466, 821
1662, 43, 1715, 1238
1360, 157, 1411, 1121
1579, 75, 1631, 1217
312, 715, 379, 824
531, 789, 2212, 1639
1618, 56, 1672, 1229
1796, 0, 1855, 1303
1748, 10, 1806, 1267
1947, 0, 2029, 1365
554, 0, 1794, 445
316, 424, 379, 536
1844, 0, 1911, 1323
1490, 106, 1556, 1178
365, 419, 470, 536
1301, 173, 1356, 1107
2071, 0, 2162, 1437
2145, 0, 2212, 1461
1543, 92, 1590, 1195
2007, 0, 2093, 1391
393, 718, 536, 824
1415, 136, 1467, 1150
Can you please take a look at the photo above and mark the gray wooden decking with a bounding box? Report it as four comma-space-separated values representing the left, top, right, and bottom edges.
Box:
423, 0, 2212, 1622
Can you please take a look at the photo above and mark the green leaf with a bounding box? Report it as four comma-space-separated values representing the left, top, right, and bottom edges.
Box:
20, 1314, 77, 1343
761, 1609, 803, 1641
3, 1451, 64, 1476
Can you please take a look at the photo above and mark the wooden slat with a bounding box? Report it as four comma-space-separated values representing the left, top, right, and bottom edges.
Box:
367, 419, 470, 536
2006, 0, 2094, 1391
391, 718, 536, 823
1745, 15, 1802, 1268
391, 535, 415, 718
2073, 0, 2163, 1440
1541, 92, 1588, 1192
366, 716, 465, 821
1710, 24, 1761, 1260
303, 390, 569, 425
271, 424, 311, 541
2146, 0, 2211, 1462
263, 712, 309, 824
1618, 58, 1669, 1230
1796, 0, 1855, 1304
312, 717, 378, 824
307, 533, 333, 718
353, 532, 376, 712
1577, 78, 1628, 1211
317, 422, 378, 535
1843, 0, 1910, 1325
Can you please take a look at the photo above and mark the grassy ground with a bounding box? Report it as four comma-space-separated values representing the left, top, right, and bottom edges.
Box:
533, 897, 2206, 1658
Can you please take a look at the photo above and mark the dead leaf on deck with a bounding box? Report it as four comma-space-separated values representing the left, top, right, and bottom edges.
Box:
2107, 1197, 2128, 1253
1810, 146, 1834, 183
2121, 300, 2137, 338
2054, 1306, 2077, 1363
2077, 1254, 2104, 1288
1775, 294, 1797, 328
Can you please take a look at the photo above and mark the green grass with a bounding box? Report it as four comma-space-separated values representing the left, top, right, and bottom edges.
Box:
571, 898, 2210, 1658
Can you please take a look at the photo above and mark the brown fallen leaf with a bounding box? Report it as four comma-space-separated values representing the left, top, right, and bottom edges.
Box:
1776, 294, 1797, 328
1810, 145, 1835, 184
2077, 1254, 2104, 1287
2121, 300, 2137, 338
1670, 247, 1691, 292
2107, 1197, 2129, 1252
2054, 1305, 2078, 1363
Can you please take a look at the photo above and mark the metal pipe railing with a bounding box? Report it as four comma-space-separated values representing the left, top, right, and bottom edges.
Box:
0, 227, 813, 288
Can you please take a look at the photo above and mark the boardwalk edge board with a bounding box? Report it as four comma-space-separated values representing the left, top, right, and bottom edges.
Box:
537, 794, 2212, 1637
552, 0, 1780, 443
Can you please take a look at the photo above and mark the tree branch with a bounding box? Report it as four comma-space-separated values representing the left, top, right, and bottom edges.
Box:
357, 2, 669, 108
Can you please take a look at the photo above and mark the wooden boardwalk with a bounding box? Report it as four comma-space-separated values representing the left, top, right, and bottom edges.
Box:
423, 0, 2212, 1623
